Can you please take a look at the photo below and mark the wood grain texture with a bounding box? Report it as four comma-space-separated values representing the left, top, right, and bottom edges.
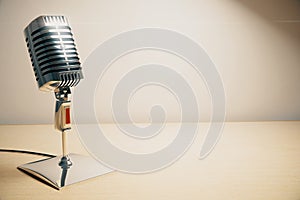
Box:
0, 122, 299, 200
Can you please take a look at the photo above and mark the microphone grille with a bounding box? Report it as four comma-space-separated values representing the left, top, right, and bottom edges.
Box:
24, 16, 83, 91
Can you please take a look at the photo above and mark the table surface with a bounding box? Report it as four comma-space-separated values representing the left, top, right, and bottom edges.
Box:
0, 122, 300, 200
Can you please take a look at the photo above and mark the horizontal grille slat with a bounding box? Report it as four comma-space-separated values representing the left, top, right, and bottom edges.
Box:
30, 26, 71, 37
37, 51, 78, 62
41, 66, 81, 76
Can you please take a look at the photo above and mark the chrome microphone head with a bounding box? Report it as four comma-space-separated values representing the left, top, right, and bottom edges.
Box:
24, 15, 83, 92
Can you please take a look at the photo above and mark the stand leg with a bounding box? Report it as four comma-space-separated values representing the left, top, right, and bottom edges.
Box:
62, 131, 67, 157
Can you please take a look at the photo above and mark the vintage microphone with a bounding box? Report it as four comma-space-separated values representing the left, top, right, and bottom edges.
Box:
19, 15, 112, 189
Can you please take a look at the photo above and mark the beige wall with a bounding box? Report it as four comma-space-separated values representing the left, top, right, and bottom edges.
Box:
0, 0, 299, 124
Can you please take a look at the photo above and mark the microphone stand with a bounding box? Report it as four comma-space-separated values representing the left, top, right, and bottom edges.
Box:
18, 87, 113, 190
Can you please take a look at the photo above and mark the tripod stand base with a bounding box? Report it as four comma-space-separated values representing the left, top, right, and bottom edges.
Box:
18, 153, 113, 190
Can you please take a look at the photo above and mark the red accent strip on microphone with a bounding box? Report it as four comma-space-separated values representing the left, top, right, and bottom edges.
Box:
65, 107, 71, 124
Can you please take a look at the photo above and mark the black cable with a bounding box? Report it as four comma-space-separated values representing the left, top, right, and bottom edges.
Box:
0, 149, 56, 158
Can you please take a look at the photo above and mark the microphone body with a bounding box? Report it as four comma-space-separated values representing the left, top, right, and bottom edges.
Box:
24, 15, 83, 92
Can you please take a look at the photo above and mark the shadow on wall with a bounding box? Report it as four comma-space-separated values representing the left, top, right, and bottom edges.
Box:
236, 0, 300, 40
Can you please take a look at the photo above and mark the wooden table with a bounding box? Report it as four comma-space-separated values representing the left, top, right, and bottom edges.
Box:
0, 122, 300, 200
